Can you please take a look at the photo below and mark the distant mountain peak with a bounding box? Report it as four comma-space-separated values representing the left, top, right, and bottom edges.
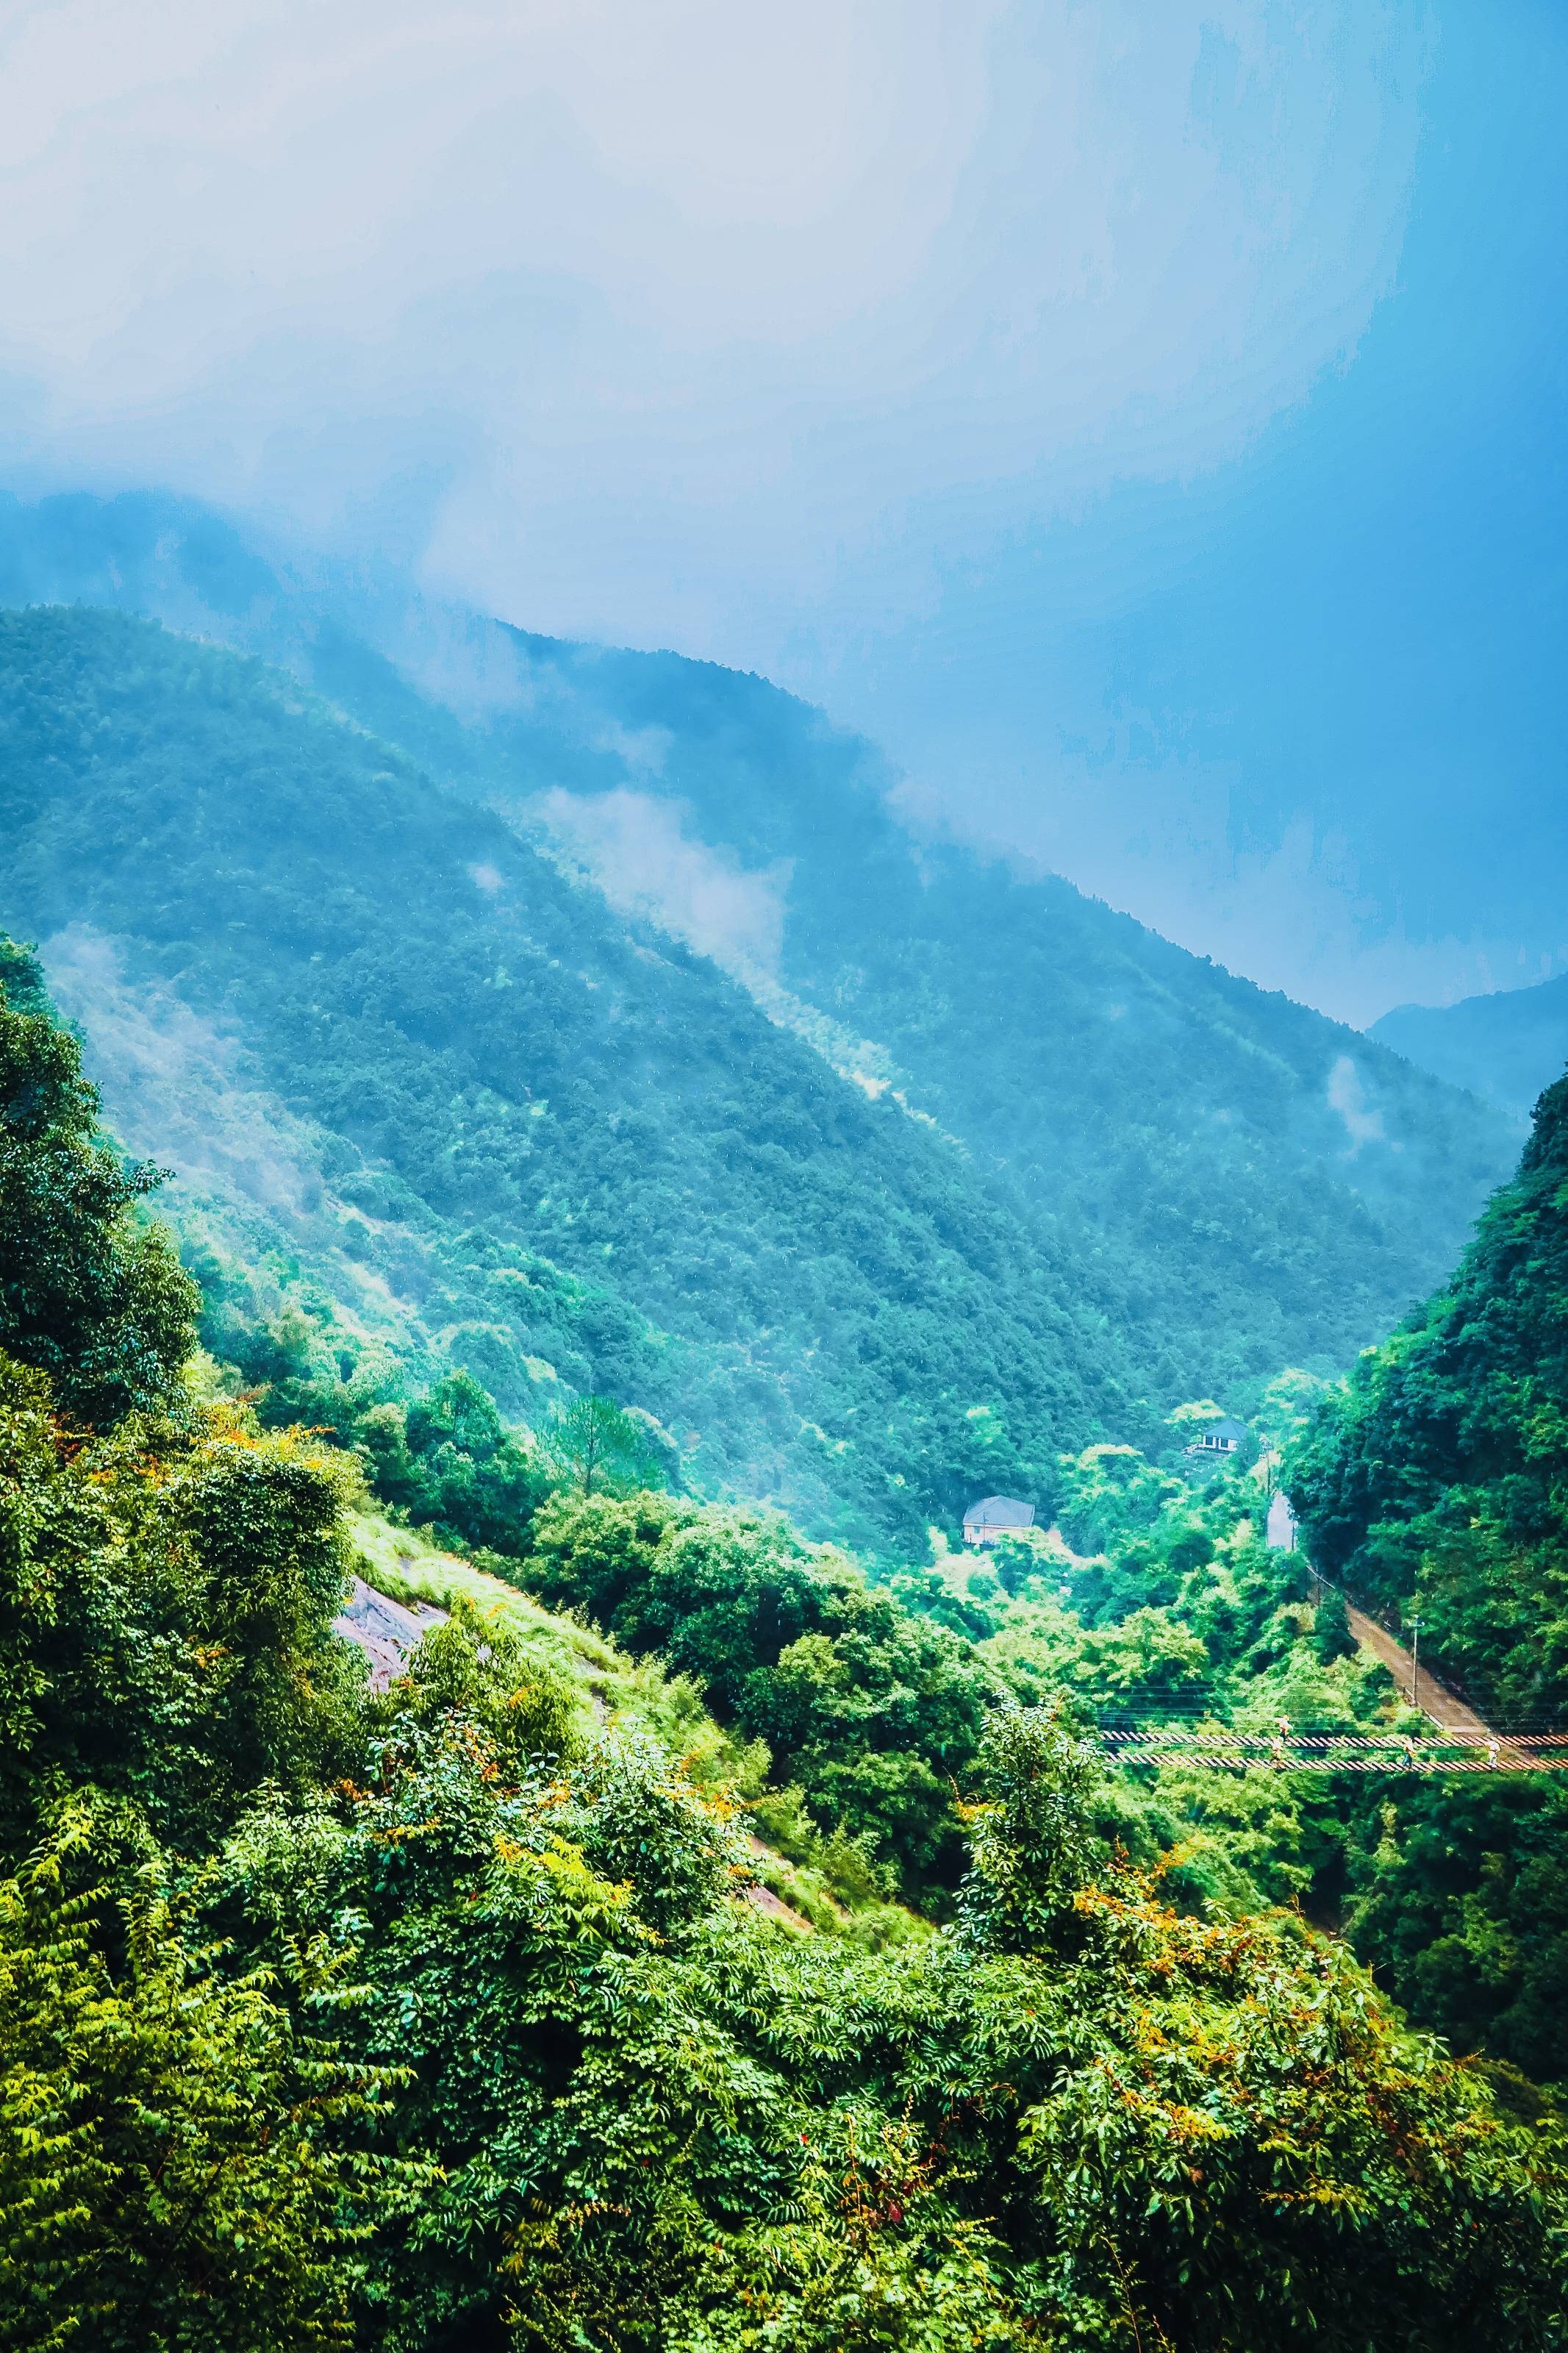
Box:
1372, 971, 1568, 1116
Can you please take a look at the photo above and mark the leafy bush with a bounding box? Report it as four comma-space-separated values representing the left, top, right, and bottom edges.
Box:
523, 1491, 991, 1904
0, 1803, 398, 2352
0, 1347, 365, 1863
4, 810, 1568, 2346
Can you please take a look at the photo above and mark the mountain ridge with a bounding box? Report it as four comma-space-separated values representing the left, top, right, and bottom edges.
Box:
0, 494, 1523, 1534
0, 604, 1145, 1549
0, 490, 1521, 1512
1372, 970, 1568, 1115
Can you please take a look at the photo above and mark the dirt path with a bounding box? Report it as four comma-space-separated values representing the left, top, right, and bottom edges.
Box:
1339, 1601, 1489, 1734
1334, 1596, 1549, 1765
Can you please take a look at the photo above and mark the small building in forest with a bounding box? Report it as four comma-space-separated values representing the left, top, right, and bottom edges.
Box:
963, 1495, 1035, 1549
1185, 1416, 1246, 1460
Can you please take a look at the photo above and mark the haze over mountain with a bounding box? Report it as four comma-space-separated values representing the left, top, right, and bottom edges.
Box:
0, 499, 1519, 1548
4, 15, 1568, 2343
6, 913, 1563, 2348
2, 6, 1562, 1021
1372, 974, 1568, 1118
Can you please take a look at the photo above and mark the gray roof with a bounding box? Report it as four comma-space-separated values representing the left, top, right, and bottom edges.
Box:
963, 1496, 1035, 1528
1207, 1418, 1247, 1443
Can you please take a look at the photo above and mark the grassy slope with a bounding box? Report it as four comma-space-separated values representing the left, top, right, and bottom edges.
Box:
347, 1509, 907, 1938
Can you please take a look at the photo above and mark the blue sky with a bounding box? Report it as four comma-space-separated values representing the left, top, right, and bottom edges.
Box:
0, 1, 1561, 1021
847, 2, 1568, 1021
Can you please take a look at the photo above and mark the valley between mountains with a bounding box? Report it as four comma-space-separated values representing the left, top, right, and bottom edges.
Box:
0, 498, 1517, 1550
4, 512, 1568, 2349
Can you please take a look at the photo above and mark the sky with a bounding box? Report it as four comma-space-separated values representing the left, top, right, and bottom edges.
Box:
0, 0, 1562, 1024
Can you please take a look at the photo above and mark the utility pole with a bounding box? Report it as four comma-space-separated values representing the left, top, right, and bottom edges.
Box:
1408, 1613, 1420, 1713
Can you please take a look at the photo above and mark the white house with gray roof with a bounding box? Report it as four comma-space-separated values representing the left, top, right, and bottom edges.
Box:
963, 1495, 1035, 1549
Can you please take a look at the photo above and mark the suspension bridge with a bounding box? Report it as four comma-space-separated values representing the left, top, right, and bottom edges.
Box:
1094, 1726, 1568, 1773
1081, 1571, 1568, 1769
336, 1561, 1568, 1774
1089, 1577, 1568, 1771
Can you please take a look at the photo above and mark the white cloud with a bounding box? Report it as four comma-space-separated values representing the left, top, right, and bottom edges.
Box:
0, 1, 1422, 659
1326, 1054, 1387, 1152
0, 2, 1448, 1021
40, 923, 324, 1212
530, 787, 791, 977
894, 770, 1530, 1029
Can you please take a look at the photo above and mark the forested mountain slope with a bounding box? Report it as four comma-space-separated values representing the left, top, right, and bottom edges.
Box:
3, 947, 1565, 2350
1288, 1075, 1568, 2076
1292, 1072, 1568, 1725
0, 488, 1516, 1421
1373, 971, 1568, 1116
0, 607, 1147, 1550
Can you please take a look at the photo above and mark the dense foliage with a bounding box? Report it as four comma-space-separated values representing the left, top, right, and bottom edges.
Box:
494, 1388, 1568, 2099
989, 1441, 1568, 2097
523, 1490, 994, 1905
4, 956, 1566, 2347
1288, 1074, 1568, 2083
0, 493, 1519, 1541
1290, 1072, 1568, 1721
0, 937, 196, 1429
0, 607, 1153, 1553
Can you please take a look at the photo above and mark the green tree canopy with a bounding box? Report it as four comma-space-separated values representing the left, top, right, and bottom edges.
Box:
541, 1393, 662, 1498
0, 938, 196, 1429
1290, 1070, 1568, 1718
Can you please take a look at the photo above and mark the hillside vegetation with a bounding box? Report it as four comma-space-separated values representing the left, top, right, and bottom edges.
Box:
460, 632, 1506, 1404
1289, 1074, 1568, 2074
3, 941, 1567, 2350
0, 591, 1506, 1565
0, 488, 1518, 1434
1291, 1073, 1568, 1721
0, 607, 1140, 1552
